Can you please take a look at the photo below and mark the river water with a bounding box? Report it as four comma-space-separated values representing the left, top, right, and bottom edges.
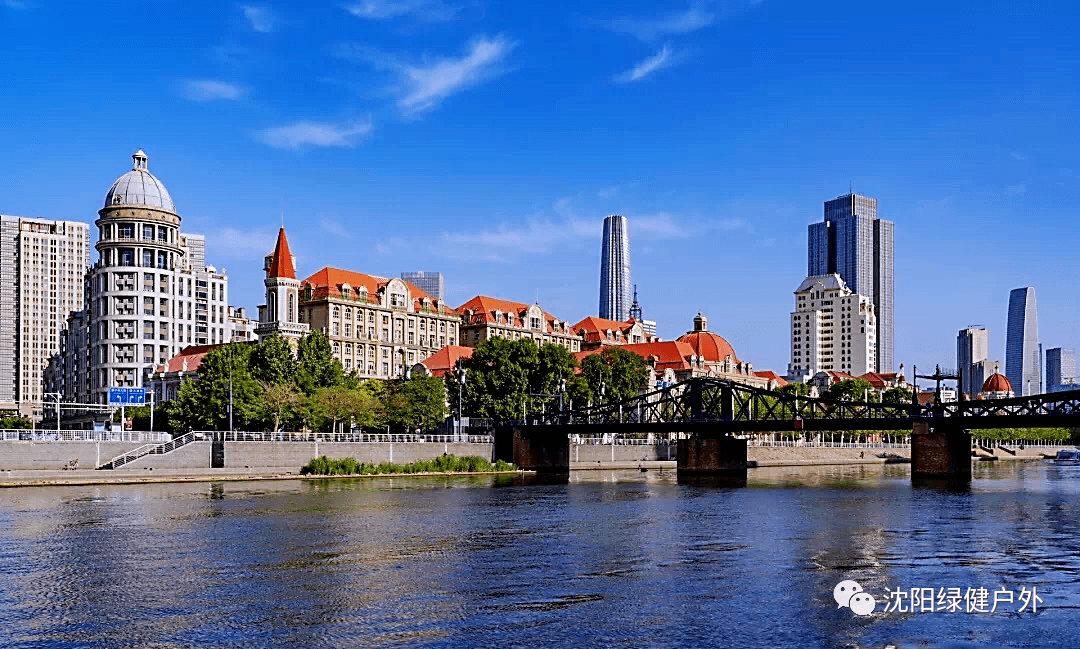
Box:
1, 460, 1078, 649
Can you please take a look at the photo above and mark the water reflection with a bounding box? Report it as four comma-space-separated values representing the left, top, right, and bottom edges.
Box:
0, 463, 1076, 648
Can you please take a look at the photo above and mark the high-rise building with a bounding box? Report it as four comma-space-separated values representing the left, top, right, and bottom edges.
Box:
599, 215, 632, 321
808, 193, 894, 373
400, 271, 444, 301
788, 274, 877, 379
0, 215, 90, 419
1046, 347, 1076, 392
957, 326, 992, 398
1005, 287, 1041, 396
82, 150, 230, 407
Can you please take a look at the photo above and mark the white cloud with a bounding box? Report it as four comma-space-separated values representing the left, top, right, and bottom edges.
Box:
615, 47, 674, 83
395, 35, 515, 113
1011, 151, 1027, 161
602, 4, 713, 41
205, 226, 278, 262
180, 80, 244, 102
320, 218, 353, 239
344, 0, 457, 21
242, 5, 275, 32
258, 119, 373, 149
3, 0, 28, 9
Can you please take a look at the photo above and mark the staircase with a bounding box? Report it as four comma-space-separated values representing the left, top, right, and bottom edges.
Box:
97, 432, 202, 469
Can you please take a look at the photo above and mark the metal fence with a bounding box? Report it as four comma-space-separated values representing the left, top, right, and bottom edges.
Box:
211, 431, 494, 444
0, 429, 171, 442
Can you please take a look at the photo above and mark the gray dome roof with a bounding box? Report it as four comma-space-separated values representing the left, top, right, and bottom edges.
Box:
104, 150, 176, 213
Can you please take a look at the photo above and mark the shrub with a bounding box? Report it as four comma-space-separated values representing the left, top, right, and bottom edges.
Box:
301, 454, 515, 476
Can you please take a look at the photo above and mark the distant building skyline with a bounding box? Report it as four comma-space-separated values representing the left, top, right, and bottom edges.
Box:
808, 193, 894, 374
1006, 287, 1041, 397
401, 271, 444, 301
599, 215, 632, 322
1046, 347, 1076, 392
957, 326, 1000, 398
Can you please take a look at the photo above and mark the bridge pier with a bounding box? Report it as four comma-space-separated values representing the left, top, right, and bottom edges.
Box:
677, 435, 747, 479
910, 422, 971, 480
494, 427, 569, 474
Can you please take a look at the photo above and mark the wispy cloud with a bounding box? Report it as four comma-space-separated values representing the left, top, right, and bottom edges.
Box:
3, 0, 28, 9
242, 5, 275, 32
1010, 151, 1027, 161
180, 79, 244, 102
601, 4, 713, 41
258, 119, 373, 149
1005, 184, 1027, 195
320, 218, 353, 239
382, 35, 516, 114
344, 0, 458, 21
205, 226, 278, 261
615, 46, 674, 83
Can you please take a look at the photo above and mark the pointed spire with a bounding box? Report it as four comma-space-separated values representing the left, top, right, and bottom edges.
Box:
267, 227, 296, 279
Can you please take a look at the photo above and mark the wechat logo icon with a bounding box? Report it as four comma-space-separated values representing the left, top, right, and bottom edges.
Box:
834, 580, 876, 616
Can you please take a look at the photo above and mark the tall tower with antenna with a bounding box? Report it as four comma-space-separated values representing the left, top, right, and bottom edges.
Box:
599, 215, 632, 321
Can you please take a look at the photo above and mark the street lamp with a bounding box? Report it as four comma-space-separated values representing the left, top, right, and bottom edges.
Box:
456, 366, 467, 441
45, 392, 61, 433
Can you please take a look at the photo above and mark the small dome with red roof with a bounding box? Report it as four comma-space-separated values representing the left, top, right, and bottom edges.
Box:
676, 312, 739, 362
982, 372, 1013, 393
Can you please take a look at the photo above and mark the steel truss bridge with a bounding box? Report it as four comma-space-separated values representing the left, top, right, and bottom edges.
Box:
519, 377, 1080, 435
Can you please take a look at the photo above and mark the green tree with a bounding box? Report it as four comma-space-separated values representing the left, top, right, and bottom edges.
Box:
168, 344, 263, 430
882, 386, 913, 404
251, 334, 297, 386
532, 344, 579, 411
382, 375, 449, 432
0, 414, 33, 429
458, 337, 539, 420
305, 385, 379, 434
260, 382, 304, 433
577, 347, 651, 404
295, 331, 345, 394
827, 378, 877, 402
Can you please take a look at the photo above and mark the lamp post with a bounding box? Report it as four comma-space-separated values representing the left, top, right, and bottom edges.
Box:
45, 392, 61, 434
456, 366, 467, 442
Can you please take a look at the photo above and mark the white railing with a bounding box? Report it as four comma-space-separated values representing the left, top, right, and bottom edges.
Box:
106, 431, 201, 469
571, 435, 674, 446
0, 430, 171, 442
745, 438, 911, 449
213, 431, 494, 444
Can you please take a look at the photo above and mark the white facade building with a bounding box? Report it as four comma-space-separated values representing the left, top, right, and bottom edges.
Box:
84, 150, 230, 406
788, 274, 877, 379
0, 215, 90, 419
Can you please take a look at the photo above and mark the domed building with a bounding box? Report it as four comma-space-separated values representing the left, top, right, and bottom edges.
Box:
675, 313, 766, 386
70, 150, 233, 410
980, 372, 1015, 399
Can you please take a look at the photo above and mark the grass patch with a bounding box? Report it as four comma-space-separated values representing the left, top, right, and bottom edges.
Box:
302, 454, 516, 476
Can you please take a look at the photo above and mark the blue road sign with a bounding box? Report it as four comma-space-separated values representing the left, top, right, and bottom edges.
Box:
108, 387, 146, 406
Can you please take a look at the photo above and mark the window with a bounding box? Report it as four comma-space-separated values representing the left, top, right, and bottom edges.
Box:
143, 225, 154, 240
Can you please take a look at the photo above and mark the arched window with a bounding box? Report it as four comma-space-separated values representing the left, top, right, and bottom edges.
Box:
287, 293, 295, 323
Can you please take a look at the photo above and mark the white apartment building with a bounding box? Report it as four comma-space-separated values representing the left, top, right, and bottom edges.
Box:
788, 274, 877, 379
0, 215, 90, 419
84, 150, 230, 406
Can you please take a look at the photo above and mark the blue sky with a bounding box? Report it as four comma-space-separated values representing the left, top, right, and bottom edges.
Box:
2, 0, 1079, 382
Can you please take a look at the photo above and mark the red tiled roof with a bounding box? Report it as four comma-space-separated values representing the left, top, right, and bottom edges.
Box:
456, 295, 568, 332
421, 345, 473, 378
301, 267, 456, 315
153, 344, 222, 375
982, 372, 1013, 393
677, 330, 739, 363
753, 370, 788, 387
577, 341, 698, 372
267, 228, 295, 279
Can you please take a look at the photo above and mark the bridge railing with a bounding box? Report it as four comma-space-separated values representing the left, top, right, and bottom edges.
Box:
212, 431, 494, 444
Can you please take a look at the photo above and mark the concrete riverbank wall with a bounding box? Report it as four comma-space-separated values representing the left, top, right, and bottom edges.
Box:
0, 440, 496, 472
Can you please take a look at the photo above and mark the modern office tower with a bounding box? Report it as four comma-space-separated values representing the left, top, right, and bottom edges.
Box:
599, 215, 632, 321
808, 193, 894, 373
400, 271, 444, 301
0, 215, 90, 419
1046, 347, 1076, 392
788, 274, 877, 379
85, 150, 230, 406
1005, 287, 1041, 396
957, 326, 989, 397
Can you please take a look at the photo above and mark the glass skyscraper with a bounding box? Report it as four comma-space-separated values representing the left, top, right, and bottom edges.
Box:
400, 271, 444, 301
808, 194, 894, 373
1046, 347, 1076, 392
599, 215, 632, 321
1005, 287, 1041, 396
